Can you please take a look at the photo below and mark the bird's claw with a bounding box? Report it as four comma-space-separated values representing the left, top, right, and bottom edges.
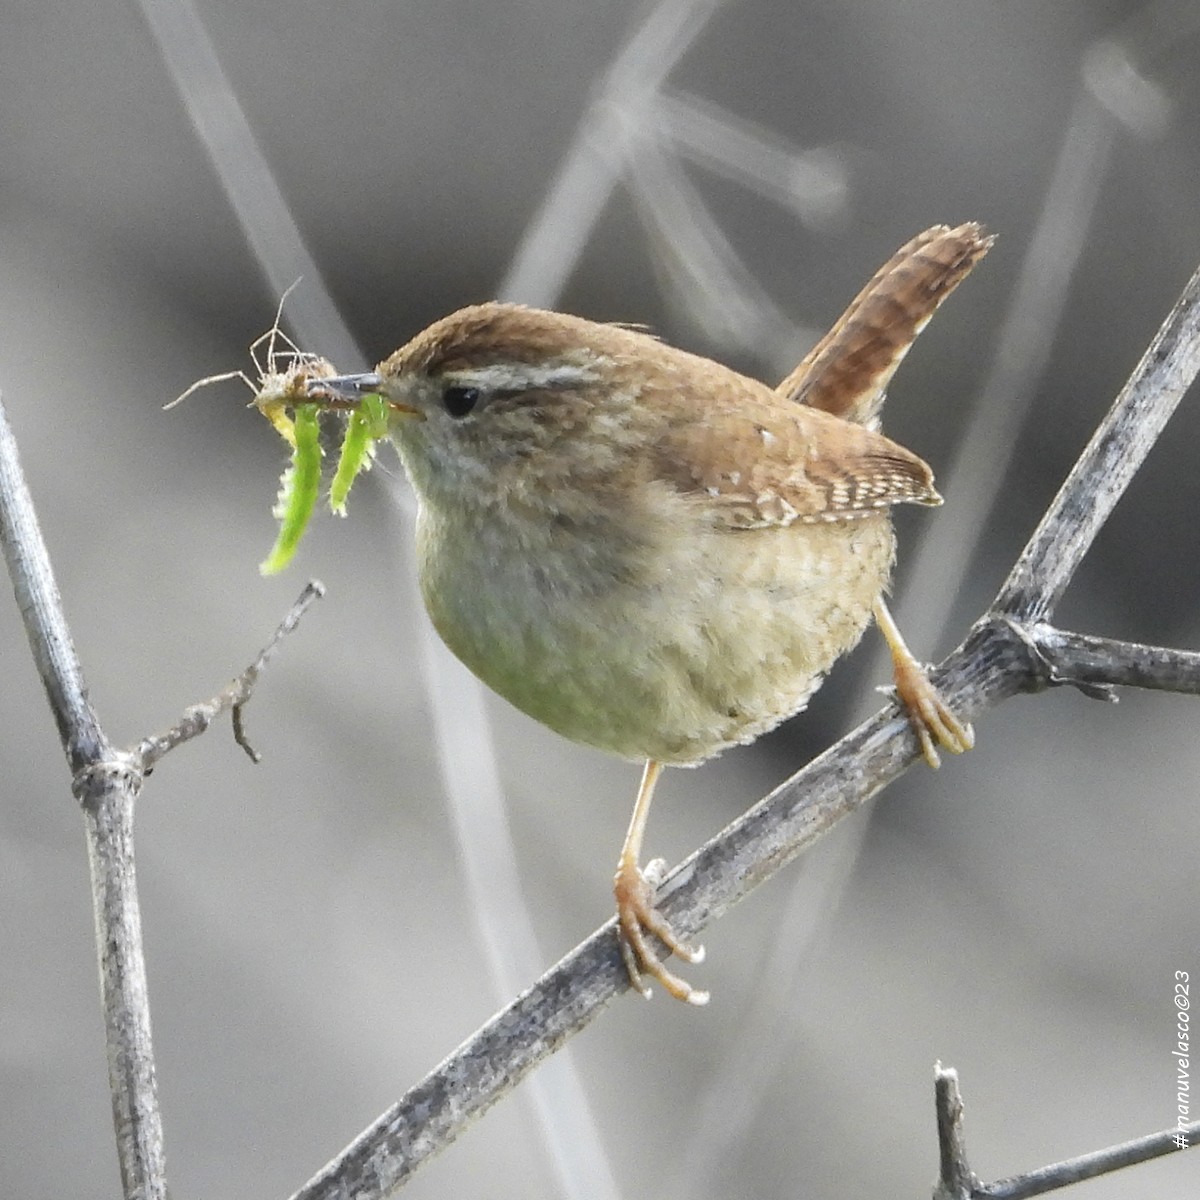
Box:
614, 859, 708, 1005
889, 656, 974, 769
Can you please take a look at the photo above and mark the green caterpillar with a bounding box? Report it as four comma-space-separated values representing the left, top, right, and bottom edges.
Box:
329, 393, 389, 517
260, 404, 324, 576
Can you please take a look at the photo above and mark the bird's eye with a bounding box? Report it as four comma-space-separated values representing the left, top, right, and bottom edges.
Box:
442, 385, 481, 418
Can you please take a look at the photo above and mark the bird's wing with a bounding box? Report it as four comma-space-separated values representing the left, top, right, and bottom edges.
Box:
656, 400, 940, 529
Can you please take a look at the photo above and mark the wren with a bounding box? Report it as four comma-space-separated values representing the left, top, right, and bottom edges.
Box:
312, 223, 991, 1003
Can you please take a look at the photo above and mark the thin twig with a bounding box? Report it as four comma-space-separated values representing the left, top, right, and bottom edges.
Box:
0, 394, 108, 771
3, 388, 328, 1200
932, 1064, 1199, 1199
77, 757, 164, 1200
134, 581, 325, 770
980, 1123, 1200, 1198
3, 389, 328, 1199
290, 252, 1200, 1198
0, 393, 169, 1200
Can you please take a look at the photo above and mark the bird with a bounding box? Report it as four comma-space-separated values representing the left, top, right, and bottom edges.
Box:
310, 222, 991, 1004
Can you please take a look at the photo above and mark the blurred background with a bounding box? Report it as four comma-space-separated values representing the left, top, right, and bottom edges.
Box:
2, 0, 1199, 1196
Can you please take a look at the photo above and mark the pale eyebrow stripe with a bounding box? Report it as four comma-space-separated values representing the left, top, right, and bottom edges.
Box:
442, 362, 604, 393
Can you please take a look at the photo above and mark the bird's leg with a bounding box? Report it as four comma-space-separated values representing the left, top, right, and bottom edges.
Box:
613, 760, 709, 1005
873, 598, 974, 768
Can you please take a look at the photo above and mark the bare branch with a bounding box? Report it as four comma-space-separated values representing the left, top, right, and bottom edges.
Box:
134, 580, 325, 770
995, 256, 1200, 622
981, 1122, 1200, 1197
76, 757, 166, 1200
0, 393, 168, 1200
1026, 624, 1200, 697
2, 392, 324, 1199
932, 1064, 1199, 1199
290, 256, 1200, 1198
933, 1065, 979, 1200
0, 393, 108, 771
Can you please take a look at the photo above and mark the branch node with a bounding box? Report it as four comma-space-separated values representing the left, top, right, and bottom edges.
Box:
999, 617, 1118, 702
72, 750, 144, 812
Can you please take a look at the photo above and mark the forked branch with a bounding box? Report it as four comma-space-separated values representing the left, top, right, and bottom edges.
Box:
934, 1064, 1200, 1199
0, 393, 325, 1200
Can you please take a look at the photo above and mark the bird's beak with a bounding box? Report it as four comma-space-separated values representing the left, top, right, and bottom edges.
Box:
306, 372, 423, 419
307, 372, 384, 401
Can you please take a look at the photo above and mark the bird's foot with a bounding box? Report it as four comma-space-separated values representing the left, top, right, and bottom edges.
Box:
873, 597, 974, 768
890, 653, 974, 769
614, 856, 708, 1005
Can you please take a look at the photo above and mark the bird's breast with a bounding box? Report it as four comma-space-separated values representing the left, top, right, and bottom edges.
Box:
413, 493, 894, 764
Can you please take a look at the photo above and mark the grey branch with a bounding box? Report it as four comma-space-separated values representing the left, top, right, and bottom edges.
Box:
933, 1063, 1199, 1199
1023, 624, 1200, 698
289, 258, 1200, 1197
0, 394, 167, 1200
0, 396, 108, 772
995, 253, 1200, 622
134, 579, 326, 768
933, 1066, 979, 1200
77, 756, 164, 1200
0, 392, 327, 1200
982, 1123, 1200, 1198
